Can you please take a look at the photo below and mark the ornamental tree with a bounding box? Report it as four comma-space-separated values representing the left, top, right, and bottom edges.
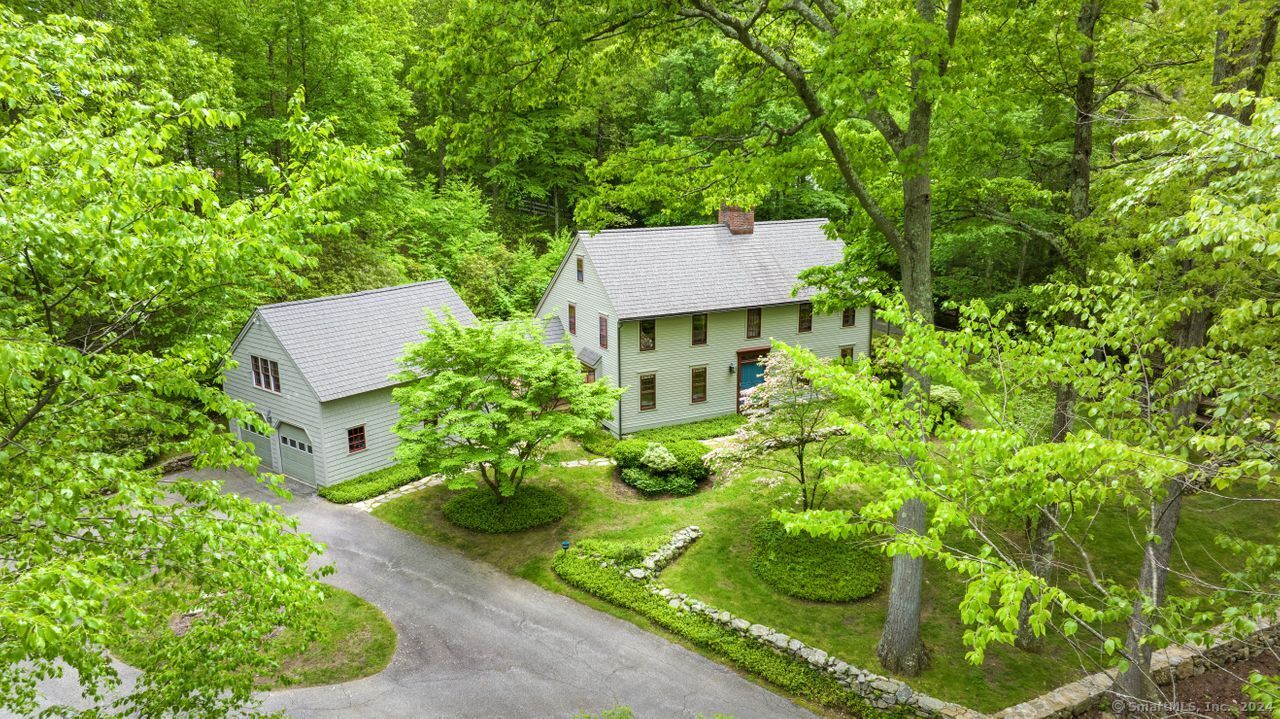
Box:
392, 316, 621, 501
0, 10, 390, 718
709, 350, 845, 511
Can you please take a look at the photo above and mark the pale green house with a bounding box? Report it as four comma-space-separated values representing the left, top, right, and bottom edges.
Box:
224, 280, 476, 487
535, 207, 871, 436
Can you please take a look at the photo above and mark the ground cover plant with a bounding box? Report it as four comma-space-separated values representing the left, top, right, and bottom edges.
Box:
627, 415, 746, 442
552, 538, 879, 717
319, 463, 420, 504
751, 520, 884, 602
441, 485, 570, 533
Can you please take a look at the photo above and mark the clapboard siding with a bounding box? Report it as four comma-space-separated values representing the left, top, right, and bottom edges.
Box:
225, 316, 328, 482
616, 304, 871, 434
536, 237, 621, 431
318, 386, 403, 485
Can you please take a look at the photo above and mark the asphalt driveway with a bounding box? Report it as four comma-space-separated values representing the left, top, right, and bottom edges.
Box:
27, 469, 813, 719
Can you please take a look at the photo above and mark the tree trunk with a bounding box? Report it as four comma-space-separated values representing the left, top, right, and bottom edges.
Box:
1113, 309, 1208, 701
1115, 7, 1272, 695
1016, 0, 1099, 648
877, 150, 935, 675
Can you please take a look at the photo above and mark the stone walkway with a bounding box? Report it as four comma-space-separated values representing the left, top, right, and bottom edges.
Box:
350, 473, 444, 512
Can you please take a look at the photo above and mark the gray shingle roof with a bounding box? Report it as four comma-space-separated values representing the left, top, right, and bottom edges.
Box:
577, 346, 603, 367
542, 315, 565, 345
578, 219, 840, 319
254, 280, 476, 402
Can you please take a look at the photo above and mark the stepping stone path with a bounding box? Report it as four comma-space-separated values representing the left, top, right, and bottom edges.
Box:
351, 474, 445, 512
558, 457, 614, 468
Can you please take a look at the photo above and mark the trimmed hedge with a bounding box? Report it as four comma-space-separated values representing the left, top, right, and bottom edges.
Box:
441, 486, 568, 533
552, 541, 878, 717
751, 520, 884, 602
611, 438, 708, 497
318, 463, 419, 504
627, 414, 746, 442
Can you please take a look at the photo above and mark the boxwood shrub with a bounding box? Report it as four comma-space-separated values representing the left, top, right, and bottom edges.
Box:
611, 438, 707, 497
751, 520, 884, 602
552, 541, 878, 717
318, 463, 419, 504
441, 486, 568, 533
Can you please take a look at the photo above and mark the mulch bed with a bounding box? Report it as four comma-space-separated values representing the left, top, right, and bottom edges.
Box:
1082, 649, 1280, 718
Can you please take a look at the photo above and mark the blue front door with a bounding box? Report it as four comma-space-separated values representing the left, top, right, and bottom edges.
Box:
739, 361, 765, 393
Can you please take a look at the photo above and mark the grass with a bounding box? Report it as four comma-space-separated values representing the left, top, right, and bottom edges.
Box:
371, 456, 1280, 714
115, 584, 396, 689
319, 462, 420, 504
627, 414, 746, 442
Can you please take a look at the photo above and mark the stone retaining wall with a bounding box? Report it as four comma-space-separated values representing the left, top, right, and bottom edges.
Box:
995, 616, 1280, 718
626, 526, 986, 719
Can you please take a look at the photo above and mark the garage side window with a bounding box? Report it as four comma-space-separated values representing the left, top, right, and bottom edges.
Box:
251, 356, 281, 392
347, 425, 366, 453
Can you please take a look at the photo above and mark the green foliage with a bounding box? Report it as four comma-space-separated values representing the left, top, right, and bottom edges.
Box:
575, 427, 618, 456
610, 439, 650, 468
869, 335, 904, 390
318, 464, 420, 504
441, 486, 569, 533
628, 415, 746, 442
620, 467, 697, 497
552, 542, 879, 717
928, 385, 964, 422
393, 316, 622, 502
667, 441, 712, 483
613, 439, 708, 496
0, 11, 391, 716
751, 521, 884, 603
639, 443, 678, 473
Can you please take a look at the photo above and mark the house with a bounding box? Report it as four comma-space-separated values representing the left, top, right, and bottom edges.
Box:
224, 280, 476, 486
535, 206, 871, 436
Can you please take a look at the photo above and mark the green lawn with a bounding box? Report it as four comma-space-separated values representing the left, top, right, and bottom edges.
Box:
372, 458, 1279, 714
114, 584, 396, 689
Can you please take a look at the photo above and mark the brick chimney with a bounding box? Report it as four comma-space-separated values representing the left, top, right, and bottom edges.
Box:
718, 204, 755, 235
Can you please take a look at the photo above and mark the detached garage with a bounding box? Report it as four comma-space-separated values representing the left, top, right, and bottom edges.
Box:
223, 280, 476, 487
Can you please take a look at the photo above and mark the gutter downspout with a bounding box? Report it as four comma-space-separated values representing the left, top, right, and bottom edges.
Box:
615, 318, 623, 438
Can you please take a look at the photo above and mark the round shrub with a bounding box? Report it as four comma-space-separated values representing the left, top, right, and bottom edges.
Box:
666, 440, 710, 481
441, 486, 568, 533
639, 442, 677, 472
751, 520, 884, 602
610, 439, 649, 469
930, 384, 964, 421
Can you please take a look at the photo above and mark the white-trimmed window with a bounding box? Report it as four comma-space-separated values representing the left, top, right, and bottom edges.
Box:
251, 356, 281, 392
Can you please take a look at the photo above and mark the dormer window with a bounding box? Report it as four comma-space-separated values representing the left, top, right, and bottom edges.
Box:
576, 256, 584, 282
